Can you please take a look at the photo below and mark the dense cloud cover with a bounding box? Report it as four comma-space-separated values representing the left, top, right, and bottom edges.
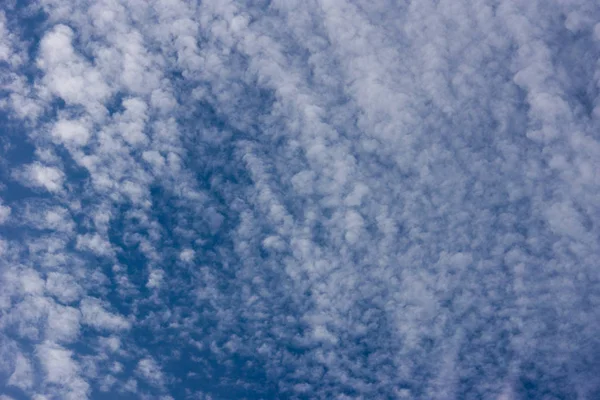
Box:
1, 0, 599, 399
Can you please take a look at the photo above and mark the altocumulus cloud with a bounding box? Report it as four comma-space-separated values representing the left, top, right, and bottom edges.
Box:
1, 0, 600, 399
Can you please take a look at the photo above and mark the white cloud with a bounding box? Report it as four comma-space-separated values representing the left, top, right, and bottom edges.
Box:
51, 118, 91, 147
98, 336, 121, 353
545, 200, 590, 241
19, 268, 45, 296
80, 297, 130, 332
46, 303, 81, 343
43, 207, 75, 232
37, 24, 111, 119
136, 357, 164, 387
8, 352, 34, 391
76, 233, 114, 257
45, 272, 83, 304
115, 97, 148, 145
36, 341, 90, 400
146, 269, 164, 289
22, 204, 75, 233
0, 202, 10, 224
179, 248, 195, 263
312, 325, 338, 344
0, 239, 7, 258
123, 378, 138, 393
16, 163, 65, 193
120, 180, 148, 205
0, 10, 23, 67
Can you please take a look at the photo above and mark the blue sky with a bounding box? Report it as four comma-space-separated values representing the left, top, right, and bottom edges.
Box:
1, 0, 600, 399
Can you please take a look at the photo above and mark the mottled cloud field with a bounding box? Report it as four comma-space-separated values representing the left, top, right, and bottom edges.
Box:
1, 1, 599, 399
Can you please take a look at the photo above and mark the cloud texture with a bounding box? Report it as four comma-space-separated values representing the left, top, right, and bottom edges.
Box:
1, 0, 600, 399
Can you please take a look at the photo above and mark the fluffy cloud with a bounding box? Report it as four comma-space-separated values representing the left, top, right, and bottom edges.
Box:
51, 118, 91, 147
14, 163, 65, 193
80, 298, 130, 332
135, 357, 164, 387
36, 24, 111, 119
7, 352, 33, 391
75, 234, 114, 257
36, 341, 90, 400
0, 202, 10, 224
46, 304, 81, 343
44, 273, 81, 305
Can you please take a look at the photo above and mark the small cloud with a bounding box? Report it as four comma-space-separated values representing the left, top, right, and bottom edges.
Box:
312, 325, 338, 345
51, 118, 91, 147
8, 352, 33, 391
179, 248, 195, 263
110, 361, 123, 374
76, 233, 114, 257
80, 297, 130, 332
46, 272, 83, 304
36, 341, 90, 399
19, 269, 45, 296
0, 202, 11, 224
98, 336, 121, 353
46, 304, 81, 343
15, 163, 65, 193
136, 357, 164, 387
147, 269, 164, 289
123, 378, 138, 393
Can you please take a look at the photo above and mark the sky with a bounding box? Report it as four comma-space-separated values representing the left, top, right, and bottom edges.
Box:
0, 0, 599, 399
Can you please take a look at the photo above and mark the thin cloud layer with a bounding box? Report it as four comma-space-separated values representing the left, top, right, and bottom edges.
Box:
1, 0, 599, 399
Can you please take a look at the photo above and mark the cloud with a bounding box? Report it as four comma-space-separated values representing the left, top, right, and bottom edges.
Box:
46, 304, 81, 343
0, 10, 23, 67
37, 24, 111, 119
179, 248, 195, 263
75, 233, 114, 257
51, 118, 91, 147
17, 268, 46, 296
14, 163, 65, 193
135, 357, 164, 388
36, 341, 90, 400
8, 352, 33, 391
0, 202, 10, 224
0, 0, 599, 399
98, 336, 121, 353
146, 269, 164, 289
80, 297, 130, 332
19, 203, 75, 233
